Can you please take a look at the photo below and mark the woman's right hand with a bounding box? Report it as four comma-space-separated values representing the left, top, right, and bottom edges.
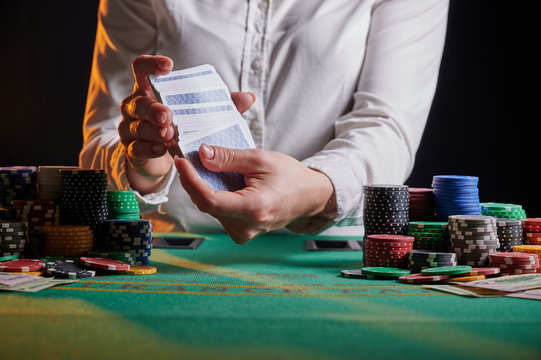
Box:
119, 55, 255, 195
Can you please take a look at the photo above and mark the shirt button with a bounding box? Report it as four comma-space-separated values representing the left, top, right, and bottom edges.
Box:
250, 121, 260, 131
258, 0, 269, 11
251, 59, 261, 71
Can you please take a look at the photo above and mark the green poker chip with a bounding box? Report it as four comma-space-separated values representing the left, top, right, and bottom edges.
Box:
408, 221, 448, 229
360, 267, 411, 278
420, 265, 472, 276
0, 254, 19, 262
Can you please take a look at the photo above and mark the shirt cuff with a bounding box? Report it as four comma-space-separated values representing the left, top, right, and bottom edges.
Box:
109, 144, 177, 213
301, 156, 364, 227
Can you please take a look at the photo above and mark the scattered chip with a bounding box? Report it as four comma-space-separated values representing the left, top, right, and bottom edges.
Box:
45, 260, 95, 279
122, 265, 157, 275
421, 265, 472, 276
79, 256, 130, 271
0, 259, 45, 272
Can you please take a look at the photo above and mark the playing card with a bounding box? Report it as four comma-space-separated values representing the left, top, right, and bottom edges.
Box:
149, 64, 255, 191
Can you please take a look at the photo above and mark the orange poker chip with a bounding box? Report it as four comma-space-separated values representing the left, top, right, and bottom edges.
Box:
121, 265, 157, 275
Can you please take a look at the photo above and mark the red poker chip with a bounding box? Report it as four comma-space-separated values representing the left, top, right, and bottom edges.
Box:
521, 218, 541, 226
0, 259, 46, 272
366, 235, 415, 243
489, 252, 537, 261
501, 269, 538, 275
79, 257, 130, 271
398, 273, 450, 284
524, 232, 541, 239
465, 267, 501, 276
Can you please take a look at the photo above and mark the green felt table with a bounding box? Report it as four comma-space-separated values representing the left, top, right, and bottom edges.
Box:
1, 233, 541, 360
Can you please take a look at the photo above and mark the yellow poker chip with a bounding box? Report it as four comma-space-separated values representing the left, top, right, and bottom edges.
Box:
513, 245, 541, 253
449, 275, 486, 282
13, 271, 43, 276
121, 265, 157, 275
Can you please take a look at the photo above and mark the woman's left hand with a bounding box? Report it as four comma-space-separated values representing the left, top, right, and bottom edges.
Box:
174, 144, 337, 244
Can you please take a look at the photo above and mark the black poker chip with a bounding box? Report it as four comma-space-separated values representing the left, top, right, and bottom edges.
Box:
45, 260, 96, 279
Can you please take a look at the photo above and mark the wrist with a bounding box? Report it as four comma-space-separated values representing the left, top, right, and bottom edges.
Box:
125, 158, 171, 196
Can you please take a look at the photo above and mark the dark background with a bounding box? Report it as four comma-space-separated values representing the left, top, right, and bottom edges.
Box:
0, 1, 538, 215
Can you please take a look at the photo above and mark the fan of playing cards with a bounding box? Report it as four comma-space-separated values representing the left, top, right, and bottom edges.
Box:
149, 64, 255, 192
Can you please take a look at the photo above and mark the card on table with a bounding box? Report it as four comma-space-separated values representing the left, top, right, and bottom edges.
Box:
149, 64, 255, 191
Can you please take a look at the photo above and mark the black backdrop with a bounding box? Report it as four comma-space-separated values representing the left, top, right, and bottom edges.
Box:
0, 1, 538, 215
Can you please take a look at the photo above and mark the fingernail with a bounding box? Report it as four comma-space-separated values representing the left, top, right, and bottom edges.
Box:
159, 111, 167, 124
157, 59, 169, 70
152, 144, 164, 154
200, 143, 214, 159
159, 127, 167, 138
249, 92, 256, 102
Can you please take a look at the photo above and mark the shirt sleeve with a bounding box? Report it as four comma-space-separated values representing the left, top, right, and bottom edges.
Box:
79, 0, 176, 209
301, 0, 449, 228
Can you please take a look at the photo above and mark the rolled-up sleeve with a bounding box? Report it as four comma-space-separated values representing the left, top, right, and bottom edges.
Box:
302, 0, 449, 228
79, 0, 176, 209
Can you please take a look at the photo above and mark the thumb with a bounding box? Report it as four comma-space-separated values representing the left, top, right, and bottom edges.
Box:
198, 144, 265, 174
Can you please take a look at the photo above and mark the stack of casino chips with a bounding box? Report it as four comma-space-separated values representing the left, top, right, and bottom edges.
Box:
489, 251, 539, 276
60, 169, 108, 249
496, 218, 523, 252
105, 219, 152, 265
513, 245, 541, 273
0, 166, 38, 216
42, 225, 94, 257
107, 190, 140, 220
0, 220, 28, 257
480, 202, 526, 220
408, 188, 436, 221
407, 221, 449, 251
521, 218, 541, 245
363, 234, 414, 268
432, 175, 481, 221
407, 250, 457, 274
38, 166, 80, 200
363, 184, 409, 236
12, 200, 60, 257
449, 215, 499, 266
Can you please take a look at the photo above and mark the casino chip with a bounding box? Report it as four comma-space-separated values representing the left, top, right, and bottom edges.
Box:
79, 256, 130, 271
363, 234, 414, 268
448, 275, 486, 282
0, 220, 28, 258
122, 265, 157, 275
407, 221, 450, 251
431, 175, 481, 221
407, 250, 457, 274
45, 260, 96, 279
512, 245, 541, 273
105, 219, 153, 265
408, 188, 436, 221
495, 218, 523, 252
421, 265, 473, 276
12, 199, 60, 257
398, 273, 450, 284
87, 250, 136, 265
481, 202, 527, 220
521, 218, 541, 247
0, 259, 45, 272
107, 190, 140, 220
42, 225, 94, 257
59, 169, 108, 250
0, 167, 38, 213
448, 215, 499, 267
489, 252, 539, 275
360, 267, 410, 278
362, 184, 409, 236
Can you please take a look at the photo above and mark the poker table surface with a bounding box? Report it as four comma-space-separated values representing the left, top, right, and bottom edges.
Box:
2, 233, 541, 360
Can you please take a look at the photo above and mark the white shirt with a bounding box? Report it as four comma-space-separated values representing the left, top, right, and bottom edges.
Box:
81, 0, 449, 235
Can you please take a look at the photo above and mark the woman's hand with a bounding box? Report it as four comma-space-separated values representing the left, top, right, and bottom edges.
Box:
174, 145, 337, 244
119, 55, 254, 194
